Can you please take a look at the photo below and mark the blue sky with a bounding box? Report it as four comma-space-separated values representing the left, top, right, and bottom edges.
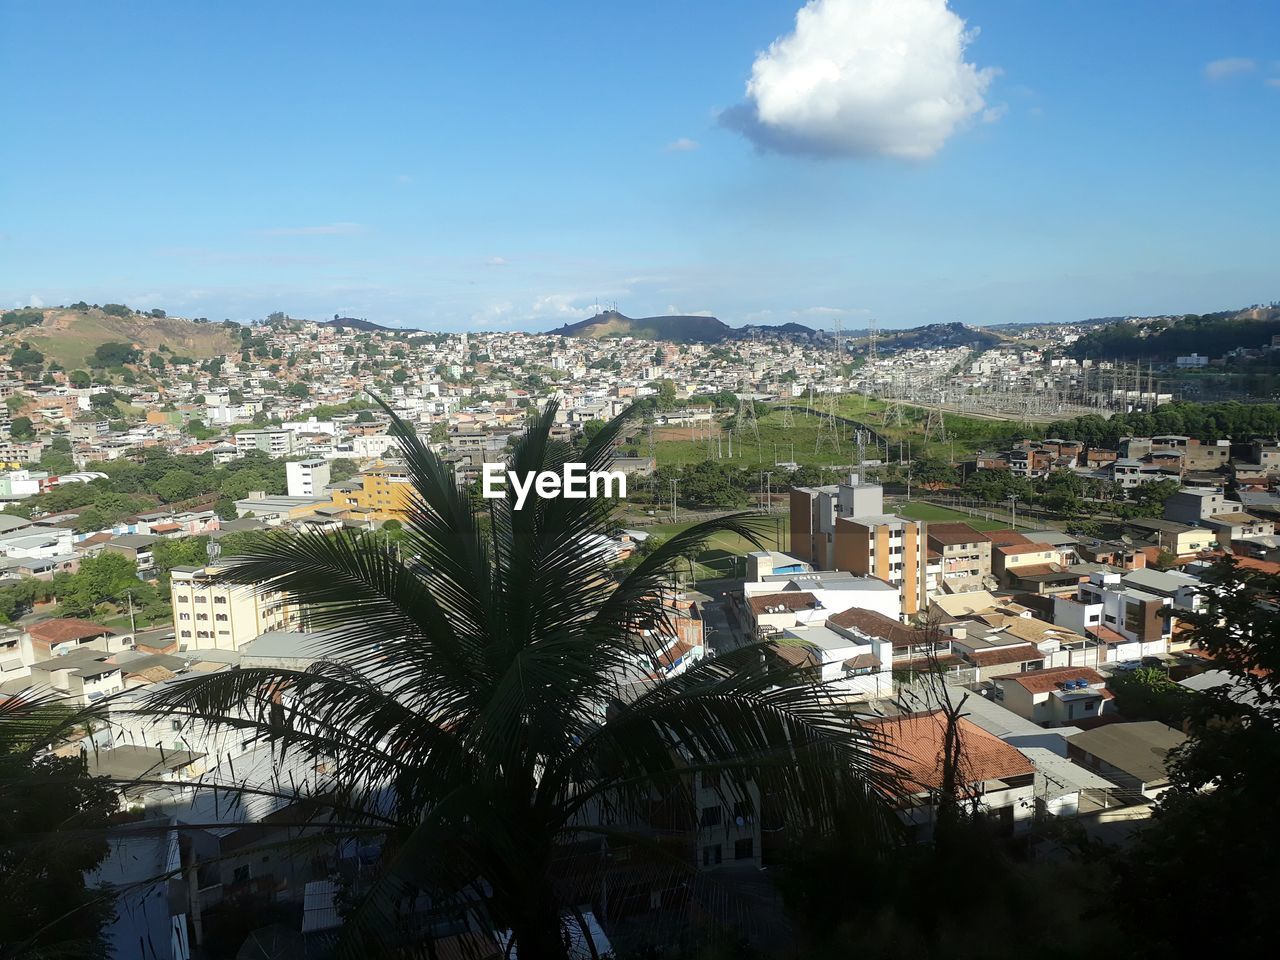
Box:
1, 0, 1277, 330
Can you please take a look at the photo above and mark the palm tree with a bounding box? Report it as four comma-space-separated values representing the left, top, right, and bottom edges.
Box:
147, 400, 894, 958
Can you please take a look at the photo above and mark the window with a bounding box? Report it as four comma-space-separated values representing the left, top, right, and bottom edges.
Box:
734, 838, 754, 860
215, 614, 228, 622
171, 720, 182, 731
701, 844, 722, 867
179, 613, 191, 621
214, 596, 227, 604
700, 805, 722, 828
702, 771, 720, 790
232, 865, 250, 885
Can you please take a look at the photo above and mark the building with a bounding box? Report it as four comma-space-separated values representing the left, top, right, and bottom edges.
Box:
996, 666, 1114, 726
286, 458, 331, 498
926, 522, 993, 593
1053, 571, 1173, 662
869, 711, 1036, 841
169, 565, 298, 651
234, 428, 295, 458
789, 475, 883, 571
1163, 488, 1234, 525
833, 513, 926, 616
327, 462, 416, 523
1066, 722, 1187, 799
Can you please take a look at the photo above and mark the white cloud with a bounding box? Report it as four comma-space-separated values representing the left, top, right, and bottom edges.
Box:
485, 256, 508, 266
257, 222, 367, 237
664, 304, 715, 316
1267, 77, 1280, 89
26, 295, 44, 308
664, 137, 700, 152
723, 0, 996, 159
803, 306, 845, 316
1204, 57, 1256, 80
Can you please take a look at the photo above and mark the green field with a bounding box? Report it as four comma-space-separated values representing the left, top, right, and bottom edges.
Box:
637, 514, 790, 580
650, 394, 1037, 471
892, 500, 1029, 532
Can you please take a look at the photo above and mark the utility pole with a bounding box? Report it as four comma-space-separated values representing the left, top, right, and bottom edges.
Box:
1008, 494, 1019, 529
126, 590, 136, 637
671, 479, 678, 523
764, 471, 774, 515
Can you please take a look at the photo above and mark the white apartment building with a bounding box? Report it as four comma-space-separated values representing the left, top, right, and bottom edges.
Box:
285, 458, 331, 498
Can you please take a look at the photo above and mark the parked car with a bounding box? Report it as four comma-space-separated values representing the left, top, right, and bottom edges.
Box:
1113, 660, 1142, 672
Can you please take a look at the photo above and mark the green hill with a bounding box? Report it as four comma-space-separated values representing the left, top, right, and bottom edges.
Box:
1067, 306, 1280, 360
1, 306, 238, 369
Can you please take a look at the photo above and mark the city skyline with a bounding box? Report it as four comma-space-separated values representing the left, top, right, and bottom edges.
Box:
3, 0, 1278, 330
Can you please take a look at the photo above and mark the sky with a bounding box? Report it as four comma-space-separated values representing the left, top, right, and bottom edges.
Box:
1, 0, 1277, 331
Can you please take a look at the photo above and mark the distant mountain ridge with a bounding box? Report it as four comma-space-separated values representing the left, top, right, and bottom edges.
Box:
548, 310, 816, 343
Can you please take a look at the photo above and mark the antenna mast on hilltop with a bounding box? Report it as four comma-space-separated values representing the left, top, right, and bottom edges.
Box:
867, 317, 878, 364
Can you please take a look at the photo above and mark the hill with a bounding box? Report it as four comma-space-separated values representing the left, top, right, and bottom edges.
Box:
872, 322, 1007, 352
2, 307, 238, 369
548, 310, 819, 343
549, 310, 737, 343
320, 316, 404, 332
1066, 306, 1280, 360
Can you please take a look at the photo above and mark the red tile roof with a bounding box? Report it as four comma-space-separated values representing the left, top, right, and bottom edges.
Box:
926, 522, 992, 547
871, 711, 1034, 793
828, 608, 922, 648
1002, 665, 1105, 694
985, 530, 1032, 548
748, 592, 819, 616
27, 618, 117, 645
964, 644, 1043, 667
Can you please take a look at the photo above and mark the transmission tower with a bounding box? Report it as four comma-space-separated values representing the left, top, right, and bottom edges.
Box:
737, 393, 759, 443
867, 317, 878, 363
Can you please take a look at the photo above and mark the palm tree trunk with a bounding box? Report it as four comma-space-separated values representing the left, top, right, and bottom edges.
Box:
507, 904, 570, 960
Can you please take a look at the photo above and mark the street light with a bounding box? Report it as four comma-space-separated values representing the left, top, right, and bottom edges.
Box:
1007, 494, 1019, 529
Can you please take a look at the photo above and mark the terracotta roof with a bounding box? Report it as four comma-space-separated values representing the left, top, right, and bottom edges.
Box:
843, 653, 879, 670
871, 711, 1034, 793
828, 608, 922, 648
894, 653, 965, 671
1007, 563, 1060, 578
1002, 665, 1105, 694
748, 592, 819, 616
656, 639, 696, 668
1088, 625, 1129, 645
985, 530, 1032, 548
964, 644, 1043, 667
27, 618, 117, 645
768, 641, 822, 669
926, 522, 992, 547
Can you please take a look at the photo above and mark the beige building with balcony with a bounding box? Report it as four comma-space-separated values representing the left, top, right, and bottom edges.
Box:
169, 564, 298, 651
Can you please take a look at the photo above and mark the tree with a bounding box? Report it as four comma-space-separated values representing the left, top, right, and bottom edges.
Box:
0, 693, 117, 958
88, 392, 119, 414
152, 469, 202, 503
286, 382, 310, 399
68, 369, 91, 389
9, 345, 44, 368
57, 552, 139, 615
9, 416, 34, 440
911, 456, 956, 489
148, 401, 893, 958
91, 341, 140, 366
1106, 556, 1280, 956
100, 303, 132, 317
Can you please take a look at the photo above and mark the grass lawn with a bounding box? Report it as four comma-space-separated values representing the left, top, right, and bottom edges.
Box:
892, 500, 1029, 532
650, 411, 859, 470
637, 514, 791, 579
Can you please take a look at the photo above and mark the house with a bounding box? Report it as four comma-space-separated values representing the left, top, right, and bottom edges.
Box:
827, 607, 961, 673
1163, 488, 1234, 524
768, 623, 890, 701
25, 617, 122, 658
102, 533, 161, 571
1066, 722, 1187, 799
1053, 571, 1174, 662
27, 648, 125, 705
868, 711, 1037, 841
996, 666, 1114, 726
1203, 512, 1275, 545
1122, 518, 1216, 558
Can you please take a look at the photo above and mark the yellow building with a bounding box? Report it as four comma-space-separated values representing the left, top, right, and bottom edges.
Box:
170, 564, 299, 651
328, 462, 417, 523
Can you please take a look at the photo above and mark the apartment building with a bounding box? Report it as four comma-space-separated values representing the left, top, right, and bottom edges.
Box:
833, 513, 926, 616
285, 458, 331, 498
169, 564, 298, 651
234, 428, 295, 458
789, 475, 883, 571
1163, 488, 1234, 524
925, 522, 993, 593
328, 462, 416, 523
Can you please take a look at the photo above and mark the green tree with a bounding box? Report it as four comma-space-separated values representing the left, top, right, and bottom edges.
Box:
8, 416, 34, 440
68, 370, 92, 389
151, 469, 202, 503
91, 341, 140, 366
1107, 556, 1280, 956
286, 382, 310, 399
57, 552, 139, 615
148, 401, 892, 958
0, 694, 117, 958
9, 345, 44, 368
89, 391, 119, 414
